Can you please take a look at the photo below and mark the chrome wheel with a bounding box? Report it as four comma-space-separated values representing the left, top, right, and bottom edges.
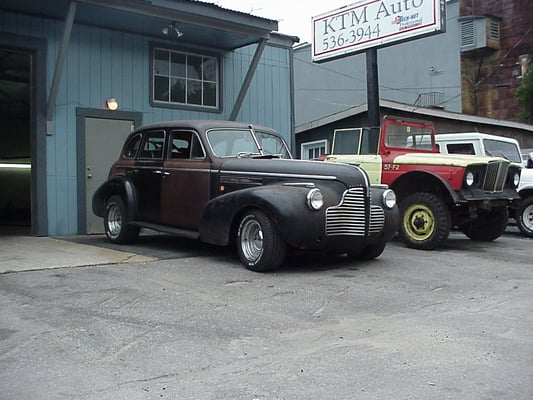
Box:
239, 218, 264, 263
236, 210, 286, 272
106, 202, 123, 239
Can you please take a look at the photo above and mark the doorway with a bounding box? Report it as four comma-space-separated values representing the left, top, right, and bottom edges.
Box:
0, 49, 32, 232
77, 109, 142, 234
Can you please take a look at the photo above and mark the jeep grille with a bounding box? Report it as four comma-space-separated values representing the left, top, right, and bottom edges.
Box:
326, 188, 377, 236
483, 160, 508, 192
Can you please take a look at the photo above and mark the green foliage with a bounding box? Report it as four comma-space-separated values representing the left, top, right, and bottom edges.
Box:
516, 71, 533, 124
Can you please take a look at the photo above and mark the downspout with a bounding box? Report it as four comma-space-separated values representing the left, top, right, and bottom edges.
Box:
46, 0, 77, 126
229, 38, 268, 121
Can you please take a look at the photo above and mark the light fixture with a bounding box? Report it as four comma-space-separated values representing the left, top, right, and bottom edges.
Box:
162, 21, 183, 38
106, 98, 119, 111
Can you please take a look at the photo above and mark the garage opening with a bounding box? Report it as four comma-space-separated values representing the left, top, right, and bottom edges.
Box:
0, 48, 32, 233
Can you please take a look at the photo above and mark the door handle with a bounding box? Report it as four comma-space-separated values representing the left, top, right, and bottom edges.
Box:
163, 171, 170, 176
153, 170, 163, 174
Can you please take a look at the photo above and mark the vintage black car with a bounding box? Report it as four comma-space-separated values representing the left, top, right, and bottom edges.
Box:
93, 120, 399, 271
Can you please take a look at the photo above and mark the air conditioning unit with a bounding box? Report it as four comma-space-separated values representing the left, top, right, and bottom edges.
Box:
459, 16, 500, 53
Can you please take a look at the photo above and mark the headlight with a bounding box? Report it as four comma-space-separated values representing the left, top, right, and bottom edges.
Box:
513, 171, 520, 188
465, 171, 475, 187
307, 188, 324, 210
382, 189, 396, 209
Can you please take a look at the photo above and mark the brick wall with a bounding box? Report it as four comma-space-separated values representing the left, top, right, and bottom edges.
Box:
460, 0, 533, 121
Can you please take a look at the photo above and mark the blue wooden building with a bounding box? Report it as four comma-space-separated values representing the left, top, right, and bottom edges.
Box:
0, 0, 298, 236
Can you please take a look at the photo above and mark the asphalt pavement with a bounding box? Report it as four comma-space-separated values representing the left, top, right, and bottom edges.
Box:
0, 227, 532, 400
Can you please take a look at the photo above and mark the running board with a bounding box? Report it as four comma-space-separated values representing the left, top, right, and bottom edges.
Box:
130, 222, 200, 240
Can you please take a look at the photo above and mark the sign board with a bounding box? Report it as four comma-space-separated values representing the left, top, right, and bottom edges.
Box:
312, 0, 445, 62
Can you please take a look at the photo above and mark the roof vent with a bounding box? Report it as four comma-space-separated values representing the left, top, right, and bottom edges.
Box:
459, 16, 500, 53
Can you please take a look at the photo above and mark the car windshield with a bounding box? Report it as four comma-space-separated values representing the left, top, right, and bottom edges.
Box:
206, 128, 291, 159
483, 139, 522, 163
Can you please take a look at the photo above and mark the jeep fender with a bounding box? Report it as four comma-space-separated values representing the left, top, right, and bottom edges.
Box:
389, 170, 459, 205
199, 185, 329, 247
92, 176, 138, 221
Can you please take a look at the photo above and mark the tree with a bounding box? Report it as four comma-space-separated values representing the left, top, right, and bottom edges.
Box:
516, 71, 533, 124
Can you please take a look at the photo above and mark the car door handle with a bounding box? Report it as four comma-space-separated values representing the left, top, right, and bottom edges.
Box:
163, 171, 170, 176
153, 170, 163, 174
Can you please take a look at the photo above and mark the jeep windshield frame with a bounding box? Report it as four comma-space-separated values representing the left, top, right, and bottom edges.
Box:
381, 117, 436, 152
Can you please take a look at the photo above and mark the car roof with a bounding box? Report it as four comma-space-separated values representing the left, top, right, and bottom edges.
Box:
435, 132, 519, 145
133, 120, 279, 134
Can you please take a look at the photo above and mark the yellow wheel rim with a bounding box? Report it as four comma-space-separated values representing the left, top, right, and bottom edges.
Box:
403, 203, 435, 242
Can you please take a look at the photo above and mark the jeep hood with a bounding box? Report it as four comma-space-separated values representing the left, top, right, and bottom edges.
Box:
394, 153, 510, 167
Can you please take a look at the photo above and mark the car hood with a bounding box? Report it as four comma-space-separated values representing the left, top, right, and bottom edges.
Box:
218, 158, 368, 188
393, 152, 510, 167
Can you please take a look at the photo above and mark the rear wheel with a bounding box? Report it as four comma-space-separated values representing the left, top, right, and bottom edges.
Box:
460, 207, 508, 241
104, 195, 140, 244
237, 210, 286, 272
398, 192, 451, 250
516, 197, 533, 238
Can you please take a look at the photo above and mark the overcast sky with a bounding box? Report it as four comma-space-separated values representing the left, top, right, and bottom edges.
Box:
213, 0, 352, 43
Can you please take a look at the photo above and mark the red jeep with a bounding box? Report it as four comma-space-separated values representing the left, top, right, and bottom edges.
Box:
324, 116, 521, 250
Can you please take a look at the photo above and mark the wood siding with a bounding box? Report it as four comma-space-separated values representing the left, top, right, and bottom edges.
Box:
0, 11, 294, 235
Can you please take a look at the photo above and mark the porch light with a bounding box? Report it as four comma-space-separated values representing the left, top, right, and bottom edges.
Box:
106, 98, 119, 111
162, 21, 183, 38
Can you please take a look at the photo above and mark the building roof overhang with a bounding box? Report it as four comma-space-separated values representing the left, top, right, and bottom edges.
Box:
1, 0, 279, 51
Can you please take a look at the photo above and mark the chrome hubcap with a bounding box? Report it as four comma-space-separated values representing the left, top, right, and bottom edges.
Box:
240, 219, 264, 262
107, 203, 122, 238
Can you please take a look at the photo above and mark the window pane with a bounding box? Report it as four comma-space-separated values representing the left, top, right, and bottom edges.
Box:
203, 57, 217, 81
154, 50, 169, 75
203, 82, 217, 107
187, 55, 202, 79
154, 75, 169, 101
170, 78, 186, 103
187, 80, 202, 105
170, 52, 186, 77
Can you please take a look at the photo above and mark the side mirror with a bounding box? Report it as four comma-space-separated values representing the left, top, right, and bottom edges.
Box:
527, 152, 533, 169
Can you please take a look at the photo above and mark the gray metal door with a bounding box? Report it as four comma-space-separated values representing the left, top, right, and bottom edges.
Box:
85, 117, 134, 234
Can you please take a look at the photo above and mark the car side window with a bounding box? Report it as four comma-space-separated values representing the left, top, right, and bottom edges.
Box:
123, 134, 142, 159
447, 143, 475, 155
169, 130, 205, 159
138, 130, 165, 159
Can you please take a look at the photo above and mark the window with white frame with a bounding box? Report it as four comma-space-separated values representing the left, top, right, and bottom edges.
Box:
301, 139, 328, 160
152, 47, 219, 109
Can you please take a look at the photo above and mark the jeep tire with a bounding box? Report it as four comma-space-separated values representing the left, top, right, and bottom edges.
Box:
460, 207, 508, 241
516, 197, 533, 238
237, 209, 287, 272
104, 195, 140, 244
398, 192, 451, 250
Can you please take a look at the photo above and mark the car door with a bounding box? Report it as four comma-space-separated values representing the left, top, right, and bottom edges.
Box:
161, 129, 211, 230
130, 129, 166, 223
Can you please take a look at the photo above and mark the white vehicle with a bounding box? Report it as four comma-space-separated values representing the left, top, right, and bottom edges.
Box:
435, 132, 533, 238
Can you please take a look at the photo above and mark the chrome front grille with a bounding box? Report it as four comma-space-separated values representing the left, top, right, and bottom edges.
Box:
326, 188, 367, 236
369, 205, 385, 233
483, 160, 508, 192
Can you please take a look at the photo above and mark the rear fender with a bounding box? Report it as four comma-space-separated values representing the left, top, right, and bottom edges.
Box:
92, 176, 137, 221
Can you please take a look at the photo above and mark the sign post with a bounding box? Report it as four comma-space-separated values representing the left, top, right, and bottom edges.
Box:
312, 0, 446, 126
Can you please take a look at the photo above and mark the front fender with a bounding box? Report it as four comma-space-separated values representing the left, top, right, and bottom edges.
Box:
199, 185, 331, 247
390, 170, 459, 204
92, 176, 137, 221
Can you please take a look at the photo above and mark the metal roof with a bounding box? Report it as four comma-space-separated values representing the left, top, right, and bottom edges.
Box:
295, 100, 533, 134
1, 0, 279, 50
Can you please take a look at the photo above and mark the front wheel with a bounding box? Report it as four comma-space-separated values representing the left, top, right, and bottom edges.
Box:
460, 207, 508, 241
237, 210, 286, 272
104, 195, 140, 244
516, 197, 533, 238
398, 192, 451, 250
